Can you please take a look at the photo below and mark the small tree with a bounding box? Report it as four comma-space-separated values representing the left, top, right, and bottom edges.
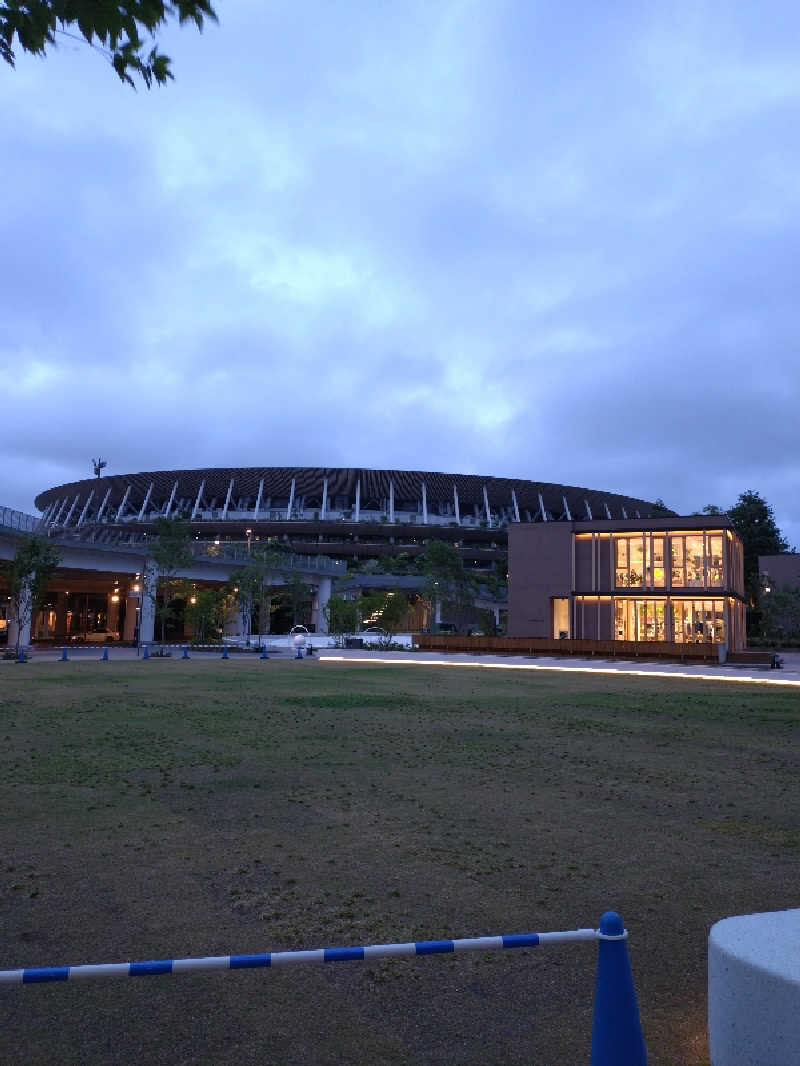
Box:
2, 535, 61, 655
323, 594, 360, 635
150, 517, 192, 641
184, 587, 225, 644
419, 539, 477, 634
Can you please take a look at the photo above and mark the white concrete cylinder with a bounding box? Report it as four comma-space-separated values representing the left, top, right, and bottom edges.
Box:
709, 908, 800, 1065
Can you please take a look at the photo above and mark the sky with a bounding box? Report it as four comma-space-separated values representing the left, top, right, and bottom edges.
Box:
2, 1, 799, 547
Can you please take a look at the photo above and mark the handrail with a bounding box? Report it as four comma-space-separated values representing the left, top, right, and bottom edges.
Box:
0, 507, 42, 533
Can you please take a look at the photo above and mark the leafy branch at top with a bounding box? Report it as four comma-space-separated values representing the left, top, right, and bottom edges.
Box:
0, 1, 217, 87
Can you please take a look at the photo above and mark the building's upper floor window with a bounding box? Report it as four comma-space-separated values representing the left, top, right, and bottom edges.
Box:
615, 531, 725, 589
615, 535, 666, 588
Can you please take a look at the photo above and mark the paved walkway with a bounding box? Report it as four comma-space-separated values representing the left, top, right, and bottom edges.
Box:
318, 648, 800, 687
6, 645, 800, 687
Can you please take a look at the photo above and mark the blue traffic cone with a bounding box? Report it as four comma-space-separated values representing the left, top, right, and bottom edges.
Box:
102, 647, 109, 661
590, 911, 647, 1066
182, 646, 190, 659
60, 647, 69, 662
221, 646, 229, 659
142, 645, 149, 660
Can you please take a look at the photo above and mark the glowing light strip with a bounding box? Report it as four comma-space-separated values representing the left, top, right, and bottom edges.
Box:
319, 655, 800, 689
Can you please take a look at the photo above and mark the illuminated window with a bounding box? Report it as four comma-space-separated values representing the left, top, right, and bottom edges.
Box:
671, 599, 726, 643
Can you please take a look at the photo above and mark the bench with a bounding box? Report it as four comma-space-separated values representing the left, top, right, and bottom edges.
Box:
727, 651, 783, 669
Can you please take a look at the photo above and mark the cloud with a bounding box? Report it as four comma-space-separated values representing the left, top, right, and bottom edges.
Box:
1, 0, 800, 550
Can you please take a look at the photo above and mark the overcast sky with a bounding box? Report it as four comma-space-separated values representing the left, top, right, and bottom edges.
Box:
2, 1, 799, 546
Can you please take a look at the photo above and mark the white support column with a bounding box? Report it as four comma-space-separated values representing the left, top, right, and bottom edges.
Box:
286, 478, 295, 520
562, 495, 572, 521
453, 484, 460, 525
421, 482, 428, 524
312, 576, 332, 634
354, 480, 360, 522
63, 494, 80, 527
483, 485, 492, 528
511, 489, 520, 523
40, 501, 55, 527
116, 485, 132, 522
584, 499, 593, 520
77, 490, 95, 528
48, 499, 64, 527
50, 498, 67, 528
538, 493, 548, 522
621, 507, 628, 519
634, 509, 641, 519
95, 487, 112, 523
164, 480, 179, 518
191, 479, 206, 520
389, 479, 394, 524
53, 497, 69, 526
139, 562, 157, 644
222, 479, 235, 521
138, 483, 154, 522
604, 501, 612, 520
253, 478, 264, 520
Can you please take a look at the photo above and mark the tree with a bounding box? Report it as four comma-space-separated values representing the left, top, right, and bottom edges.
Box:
2, 535, 60, 655
419, 539, 477, 634
150, 517, 192, 641
727, 490, 789, 606
228, 548, 280, 645
281, 571, 309, 627
184, 586, 225, 643
323, 594, 360, 635
760, 582, 800, 644
1, 1, 217, 88
650, 498, 673, 516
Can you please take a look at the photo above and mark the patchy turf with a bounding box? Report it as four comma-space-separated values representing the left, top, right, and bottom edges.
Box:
1, 659, 798, 1065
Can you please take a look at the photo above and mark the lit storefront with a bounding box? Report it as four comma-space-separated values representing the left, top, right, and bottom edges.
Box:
509, 517, 748, 650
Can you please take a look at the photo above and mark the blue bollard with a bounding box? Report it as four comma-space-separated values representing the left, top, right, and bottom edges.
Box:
221, 646, 229, 660
60, 647, 69, 662
295, 647, 304, 659
16, 648, 26, 664
260, 647, 269, 660
142, 645, 149, 660
102, 647, 109, 662
182, 647, 190, 659
590, 911, 647, 1066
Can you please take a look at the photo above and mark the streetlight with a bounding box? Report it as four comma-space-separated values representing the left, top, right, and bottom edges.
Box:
246, 528, 252, 555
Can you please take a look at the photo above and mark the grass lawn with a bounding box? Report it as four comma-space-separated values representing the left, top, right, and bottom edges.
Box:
1, 658, 799, 1065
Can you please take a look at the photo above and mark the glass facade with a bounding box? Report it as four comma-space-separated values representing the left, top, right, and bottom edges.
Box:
617, 532, 724, 590
614, 599, 667, 641
613, 597, 726, 642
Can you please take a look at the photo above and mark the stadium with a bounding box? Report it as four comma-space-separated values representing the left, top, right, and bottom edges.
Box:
34, 465, 660, 571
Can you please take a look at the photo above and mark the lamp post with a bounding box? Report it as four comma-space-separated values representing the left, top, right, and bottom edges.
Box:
246, 528, 252, 555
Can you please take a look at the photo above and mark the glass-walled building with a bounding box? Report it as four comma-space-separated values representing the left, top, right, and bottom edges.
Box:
509, 517, 747, 650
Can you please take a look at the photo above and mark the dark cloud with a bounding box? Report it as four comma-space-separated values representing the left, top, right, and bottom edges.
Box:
1, 1, 799, 548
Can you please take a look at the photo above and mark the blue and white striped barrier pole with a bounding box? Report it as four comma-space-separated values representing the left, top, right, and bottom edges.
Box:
0, 927, 596, 983
60, 647, 68, 662
0, 913, 647, 1063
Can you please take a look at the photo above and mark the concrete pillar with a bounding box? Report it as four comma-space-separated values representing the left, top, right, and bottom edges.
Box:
139, 563, 156, 644
124, 586, 139, 641
312, 577, 332, 634
107, 593, 121, 638
54, 591, 68, 641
